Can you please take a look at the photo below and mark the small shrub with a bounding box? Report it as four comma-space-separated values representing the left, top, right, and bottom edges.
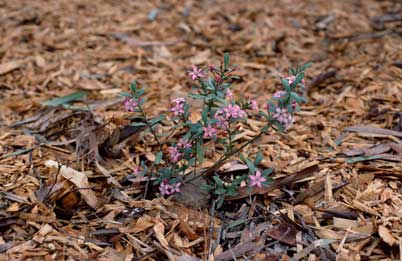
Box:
121, 53, 311, 208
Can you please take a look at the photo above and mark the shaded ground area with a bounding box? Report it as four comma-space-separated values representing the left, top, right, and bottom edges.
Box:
0, 0, 401, 260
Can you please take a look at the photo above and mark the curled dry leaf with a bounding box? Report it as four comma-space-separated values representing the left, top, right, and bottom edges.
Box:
378, 225, 397, 246
153, 222, 170, 249
45, 160, 98, 209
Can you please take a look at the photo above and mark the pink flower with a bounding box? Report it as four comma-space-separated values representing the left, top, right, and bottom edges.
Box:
224, 104, 245, 119
124, 98, 138, 112
203, 124, 217, 139
172, 182, 181, 193
225, 89, 233, 99
273, 91, 287, 99
249, 170, 266, 188
159, 180, 182, 196
177, 138, 192, 149
214, 113, 229, 129
167, 146, 182, 162
173, 97, 186, 104
170, 97, 186, 117
188, 65, 205, 81
133, 166, 140, 175
249, 99, 258, 111
272, 107, 294, 129
287, 75, 296, 85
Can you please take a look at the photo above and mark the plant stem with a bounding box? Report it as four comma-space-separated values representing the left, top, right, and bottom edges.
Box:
137, 102, 163, 199
138, 103, 162, 151
185, 124, 269, 184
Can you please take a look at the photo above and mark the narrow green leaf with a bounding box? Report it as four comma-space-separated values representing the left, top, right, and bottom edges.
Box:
155, 151, 163, 165
245, 158, 255, 174
1, 147, 37, 159
254, 151, 264, 166
223, 52, 230, 69
120, 92, 132, 97
291, 73, 304, 88
42, 91, 87, 107
281, 78, 290, 92
130, 81, 137, 93
149, 115, 165, 126
130, 122, 147, 127
299, 62, 313, 72
262, 168, 274, 176
213, 176, 223, 187
196, 141, 204, 163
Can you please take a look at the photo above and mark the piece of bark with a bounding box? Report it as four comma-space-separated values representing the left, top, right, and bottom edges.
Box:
344, 125, 402, 138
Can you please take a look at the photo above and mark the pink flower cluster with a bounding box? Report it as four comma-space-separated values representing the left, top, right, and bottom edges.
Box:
272, 107, 294, 129
124, 97, 138, 112
170, 97, 186, 117
177, 138, 192, 149
205, 104, 247, 135
159, 180, 182, 196
188, 65, 205, 81
167, 146, 182, 163
219, 104, 246, 120
203, 124, 217, 139
167, 138, 192, 162
249, 170, 266, 188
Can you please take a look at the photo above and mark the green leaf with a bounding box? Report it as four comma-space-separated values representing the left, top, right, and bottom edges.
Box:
120, 92, 132, 97
196, 141, 204, 163
289, 67, 296, 75
1, 147, 37, 159
215, 96, 228, 105
291, 73, 304, 88
261, 124, 270, 132
245, 158, 255, 174
227, 219, 248, 230
42, 91, 87, 107
201, 107, 208, 123
149, 115, 165, 126
130, 81, 137, 93
213, 176, 223, 187
188, 157, 196, 166
215, 188, 226, 195
216, 195, 225, 209
189, 93, 206, 100
155, 151, 163, 165
299, 62, 313, 72
223, 52, 230, 69
346, 155, 384, 163
130, 122, 147, 127
254, 151, 264, 166
290, 92, 303, 103
137, 88, 145, 97
281, 78, 291, 92
239, 154, 247, 163
262, 168, 274, 176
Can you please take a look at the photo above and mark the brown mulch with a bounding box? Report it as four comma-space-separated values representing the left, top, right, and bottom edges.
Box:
0, 0, 401, 260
